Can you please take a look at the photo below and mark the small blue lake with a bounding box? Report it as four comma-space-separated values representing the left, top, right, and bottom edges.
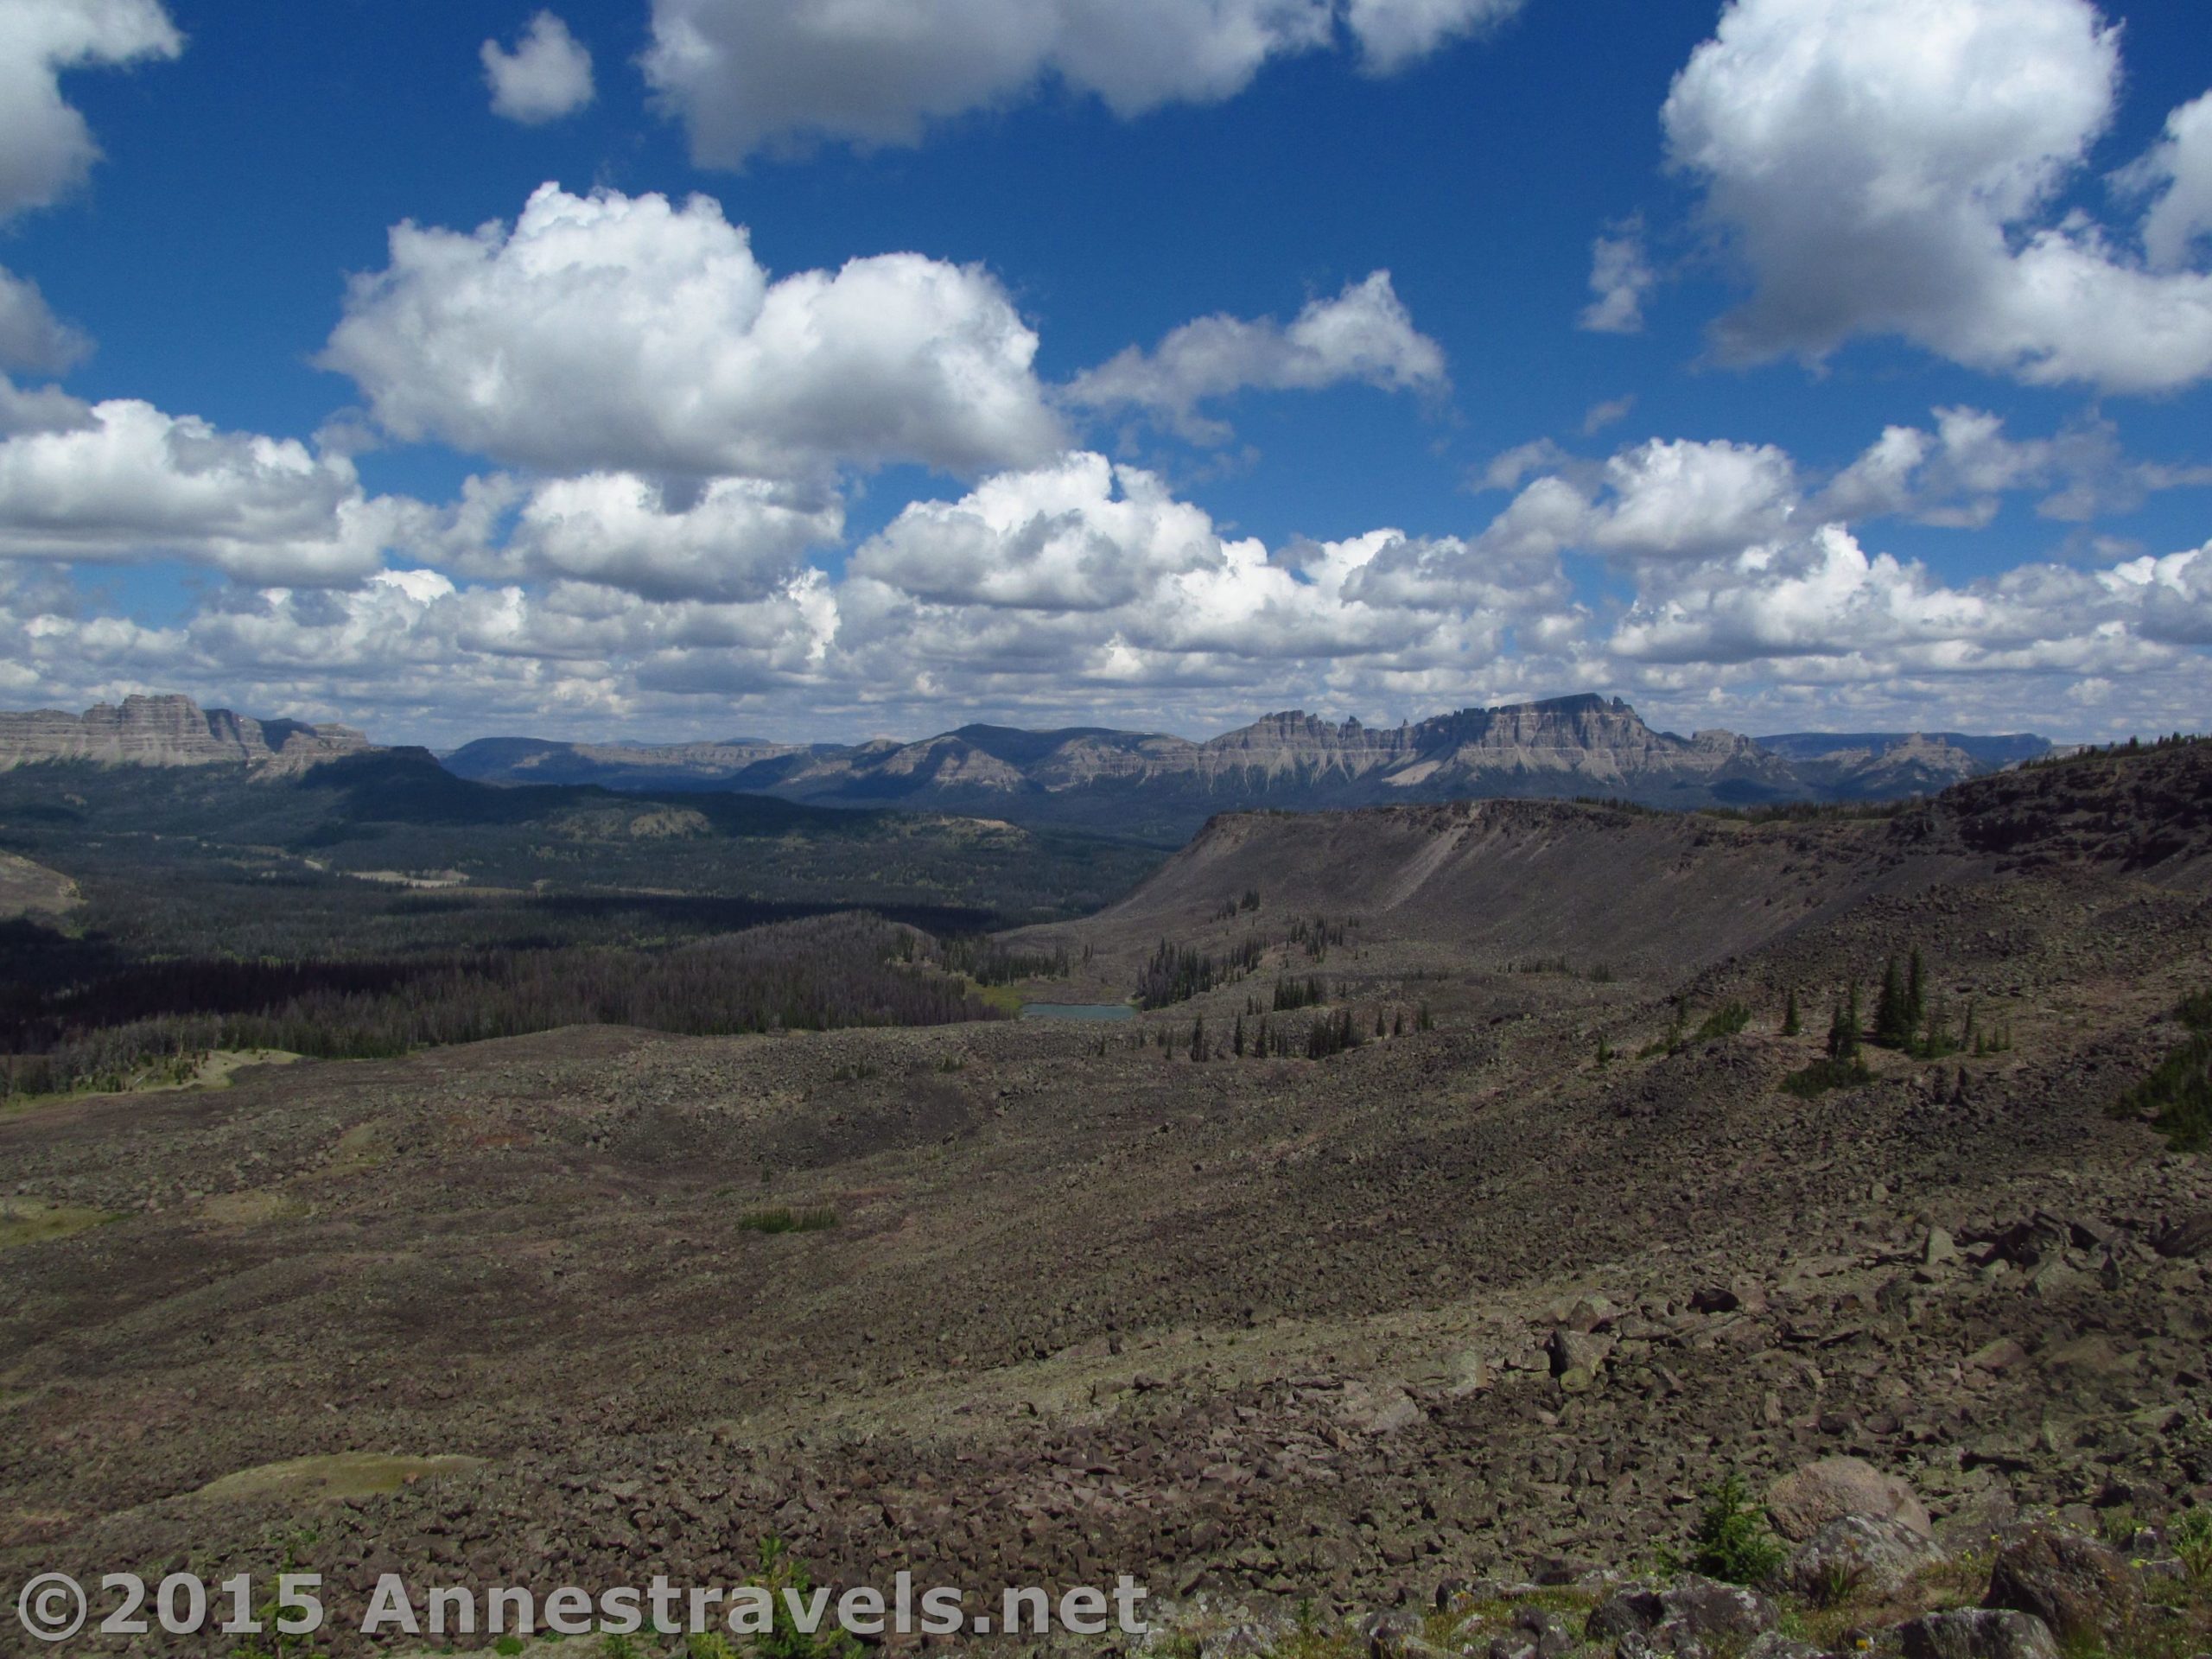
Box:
1019, 1002, 1136, 1022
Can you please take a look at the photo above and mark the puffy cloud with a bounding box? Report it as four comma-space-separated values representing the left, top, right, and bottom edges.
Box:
849, 452, 1223, 612
643, 0, 1525, 165
2123, 90, 2212, 271
1662, 0, 2212, 393
842, 451, 1562, 689
0, 395, 397, 581
1580, 396, 1634, 436
1342, 0, 1525, 74
1065, 271, 1446, 442
645, 0, 1335, 164
1611, 525, 1993, 666
0, 374, 93, 438
0, 266, 90, 373
1610, 524, 2212, 691
1579, 225, 1653, 334
1475, 437, 1573, 494
0, 0, 181, 220
481, 11, 594, 124
504, 472, 842, 601
1816, 406, 2209, 526
1582, 438, 1800, 561
321, 182, 1064, 482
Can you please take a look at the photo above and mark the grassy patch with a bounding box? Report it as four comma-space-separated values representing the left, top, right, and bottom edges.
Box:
971, 982, 1024, 1016
0, 1198, 116, 1250
197, 1189, 308, 1227
738, 1206, 838, 1235
193, 1452, 486, 1505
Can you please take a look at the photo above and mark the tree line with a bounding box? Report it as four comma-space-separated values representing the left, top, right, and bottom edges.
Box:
0, 913, 1001, 1102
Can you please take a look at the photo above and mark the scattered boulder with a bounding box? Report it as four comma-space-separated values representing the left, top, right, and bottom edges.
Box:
2152, 1213, 2212, 1258
1587, 1592, 1666, 1645
1358, 1607, 1426, 1659
1968, 1338, 2030, 1373
1982, 1526, 2139, 1644
1548, 1327, 1616, 1378
1986, 1217, 2068, 1269
1660, 1577, 1780, 1648
1591, 1576, 1777, 1657
1766, 1458, 1933, 1542
2039, 1334, 2134, 1382
1781, 1514, 1948, 1602
1898, 1610, 2060, 1659
1744, 1636, 1830, 1659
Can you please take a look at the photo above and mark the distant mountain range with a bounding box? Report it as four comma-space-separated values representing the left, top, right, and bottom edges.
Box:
0, 692, 2058, 841
442, 693, 2058, 838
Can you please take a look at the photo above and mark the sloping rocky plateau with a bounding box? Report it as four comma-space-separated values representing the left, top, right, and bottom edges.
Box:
1, 743, 2207, 1658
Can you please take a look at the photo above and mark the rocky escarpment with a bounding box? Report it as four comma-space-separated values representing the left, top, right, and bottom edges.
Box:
449, 694, 2011, 834
0, 694, 370, 774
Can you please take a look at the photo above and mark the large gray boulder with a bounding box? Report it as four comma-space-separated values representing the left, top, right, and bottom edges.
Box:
1982, 1527, 2140, 1644
1781, 1514, 1948, 1601
1897, 1610, 2060, 1659
1589, 1575, 1779, 1658
1766, 1457, 1932, 1542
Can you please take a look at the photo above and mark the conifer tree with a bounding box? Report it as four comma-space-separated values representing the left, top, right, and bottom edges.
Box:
1874, 956, 1914, 1046
1781, 988, 1801, 1037
1827, 983, 1862, 1061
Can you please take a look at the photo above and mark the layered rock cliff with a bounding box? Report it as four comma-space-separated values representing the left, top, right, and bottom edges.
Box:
0, 695, 371, 774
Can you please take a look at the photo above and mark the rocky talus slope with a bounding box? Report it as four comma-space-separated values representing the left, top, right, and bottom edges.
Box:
0, 743, 2207, 1656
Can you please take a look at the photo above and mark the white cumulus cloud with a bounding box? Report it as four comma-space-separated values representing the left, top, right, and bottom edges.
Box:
505, 473, 842, 601
2122, 90, 2212, 271
644, 0, 1524, 165
1662, 0, 2212, 393
482, 12, 594, 124
1579, 225, 1653, 334
0, 0, 181, 221
321, 183, 1064, 483
0, 266, 90, 374
1342, 0, 1525, 74
1065, 270, 1446, 442
0, 396, 398, 582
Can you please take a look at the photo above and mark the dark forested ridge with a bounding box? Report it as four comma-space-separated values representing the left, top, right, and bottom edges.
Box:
0, 912, 1003, 1100
0, 753, 1162, 1100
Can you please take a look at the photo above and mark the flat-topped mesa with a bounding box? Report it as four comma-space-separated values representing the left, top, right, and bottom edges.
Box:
0, 694, 372, 774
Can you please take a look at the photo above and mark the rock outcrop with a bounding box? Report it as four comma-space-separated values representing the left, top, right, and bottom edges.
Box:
0, 694, 370, 774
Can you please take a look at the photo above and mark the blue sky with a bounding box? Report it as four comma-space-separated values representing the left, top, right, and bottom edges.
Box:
1, 0, 2209, 745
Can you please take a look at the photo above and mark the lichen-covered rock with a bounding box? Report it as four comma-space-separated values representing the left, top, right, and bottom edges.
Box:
1982, 1527, 2139, 1644
1781, 1514, 1948, 1601
1658, 1576, 1781, 1647
1897, 1609, 2061, 1659
1587, 1591, 1667, 1644
1766, 1457, 1933, 1542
